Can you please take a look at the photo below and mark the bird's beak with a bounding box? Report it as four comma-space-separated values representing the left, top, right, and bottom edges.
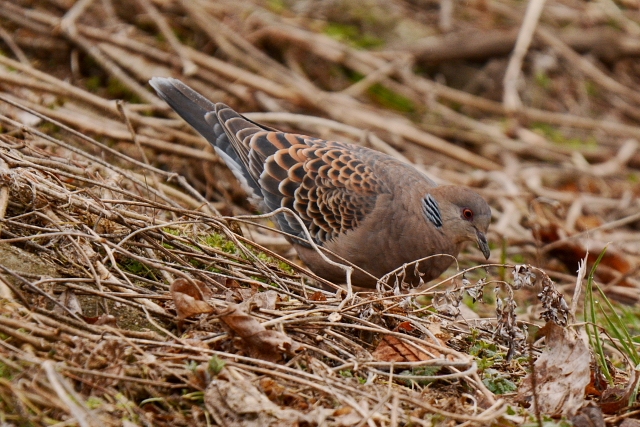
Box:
475, 230, 490, 260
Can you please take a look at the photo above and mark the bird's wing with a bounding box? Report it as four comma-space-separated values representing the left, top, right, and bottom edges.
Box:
150, 77, 388, 246
213, 105, 387, 245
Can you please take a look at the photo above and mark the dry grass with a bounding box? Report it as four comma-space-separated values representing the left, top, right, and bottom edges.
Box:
0, 0, 639, 425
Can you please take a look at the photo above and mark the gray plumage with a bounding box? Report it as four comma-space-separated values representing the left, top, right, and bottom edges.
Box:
150, 77, 491, 288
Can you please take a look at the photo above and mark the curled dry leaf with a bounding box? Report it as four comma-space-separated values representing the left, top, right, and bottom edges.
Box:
516, 322, 590, 417
372, 335, 432, 362
217, 304, 303, 362
599, 365, 640, 414
373, 322, 445, 362
170, 278, 214, 320
205, 373, 308, 427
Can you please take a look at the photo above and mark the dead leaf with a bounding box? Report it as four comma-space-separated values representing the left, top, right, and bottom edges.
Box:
55, 288, 83, 315
397, 321, 415, 332
373, 319, 446, 363
332, 406, 352, 416
205, 372, 306, 427
328, 312, 341, 322
170, 278, 214, 320
372, 335, 431, 362
517, 322, 590, 417
259, 378, 309, 410
310, 291, 327, 301
218, 304, 303, 362
599, 366, 639, 414
585, 360, 609, 397
243, 290, 278, 311
576, 215, 603, 231
84, 314, 117, 327
536, 223, 633, 291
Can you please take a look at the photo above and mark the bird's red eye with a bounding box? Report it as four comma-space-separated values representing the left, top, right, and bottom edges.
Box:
462, 208, 474, 221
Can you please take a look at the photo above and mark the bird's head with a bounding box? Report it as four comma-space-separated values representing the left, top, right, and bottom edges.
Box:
422, 186, 491, 259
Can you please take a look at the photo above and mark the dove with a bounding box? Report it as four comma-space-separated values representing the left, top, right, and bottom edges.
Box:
150, 77, 491, 289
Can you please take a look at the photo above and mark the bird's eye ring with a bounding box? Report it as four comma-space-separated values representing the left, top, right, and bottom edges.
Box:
462, 208, 474, 221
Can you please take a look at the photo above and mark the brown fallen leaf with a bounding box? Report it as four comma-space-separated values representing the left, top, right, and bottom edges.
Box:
259, 378, 309, 410
397, 321, 415, 333
83, 314, 118, 327
217, 303, 303, 362
170, 278, 214, 321
372, 335, 431, 362
599, 366, 639, 414
310, 291, 327, 301
205, 371, 308, 427
517, 322, 590, 417
585, 360, 609, 397
243, 290, 278, 311
55, 288, 83, 316
372, 322, 445, 362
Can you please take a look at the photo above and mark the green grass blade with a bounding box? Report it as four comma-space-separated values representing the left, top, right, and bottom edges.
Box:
595, 284, 640, 365
584, 247, 613, 383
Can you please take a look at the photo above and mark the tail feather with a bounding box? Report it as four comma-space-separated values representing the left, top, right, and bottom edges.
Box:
150, 77, 263, 201
149, 77, 222, 147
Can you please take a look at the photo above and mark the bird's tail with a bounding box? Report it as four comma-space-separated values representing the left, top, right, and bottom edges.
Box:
149, 77, 263, 200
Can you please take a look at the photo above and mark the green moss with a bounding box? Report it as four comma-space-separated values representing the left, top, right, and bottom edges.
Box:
201, 233, 239, 254
250, 275, 268, 284
39, 122, 61, 135
511, 253, 525, 264
0, 361, 13, 380
535, 72, 552, 90
344, 70, 416, 113
208, 356, 226, 375
85, 75, 103, 92
162, 228, 181, 236
107, 78, 142, 103
585, 81, 599, 97
119, 259, 158, 281
367, 83, 416, 113
86, 396, 104, 410
189, 259, 204, 269
200, 233, 294, 274
339, 369, 353, 378
531, 123, 597, 148
323, 23, 384, 49
266, 0, 286, 13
